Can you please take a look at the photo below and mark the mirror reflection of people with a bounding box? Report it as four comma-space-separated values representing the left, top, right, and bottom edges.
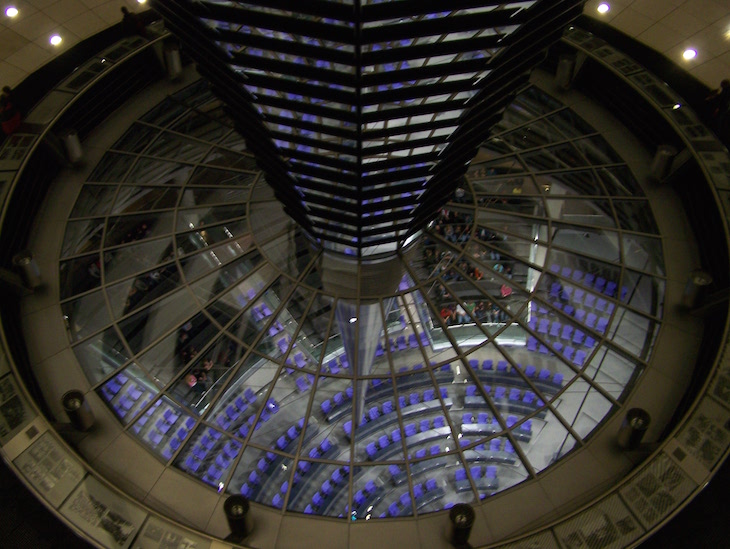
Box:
121, 6, 148, 38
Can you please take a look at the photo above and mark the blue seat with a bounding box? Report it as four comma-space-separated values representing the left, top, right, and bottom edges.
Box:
391, 428, 402, 442
413, 483, 424, 499
321, 480, 332, 495
405, 423, 417, 437
276, 436, 288, 450
382, 400, 394, 414
477, 412, 489, 424
388, 502, 400, 517
365, 480, 377, 494
471, 465, 482, 479
320, 438, 333, 453
455, 468, 467, 481
433, 416, 445, 429
490, 438, 501, 452
354, 490, 366, 506
399, 493, 411, 507
420, 419, 431, 432
462, 413, 473, 424
366, 442, 378, 458
287, 426, 298, 440
378, 435, 390, 449
426, 478, 438, 491
415, 448, 427, 459
423, 389, 435, 401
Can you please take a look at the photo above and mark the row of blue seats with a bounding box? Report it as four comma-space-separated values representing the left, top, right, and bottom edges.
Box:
534, 310, 610, 338
382, 481, 444, 517
341, 386, 450, 436
465, 384, 542, 404
363, 417, 451, 460
375, 331, 429, 357
240, 436, 336, 502
462, 413, 532, 434
548, 264, 627, 300
467, 359, 564, 387
527, 336, 588, 367
549, 284, 619, 313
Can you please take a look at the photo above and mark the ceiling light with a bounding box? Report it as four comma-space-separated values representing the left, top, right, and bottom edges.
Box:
50, 34, 62, 46
5, 6, 18, 17
683, 48, 697, 60
597, 3, 610, 14
137, 0, 147, 3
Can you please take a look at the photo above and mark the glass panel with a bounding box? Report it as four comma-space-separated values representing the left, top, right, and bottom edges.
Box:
126, 158, 194, 185
69, 185, 117, 218
225, 446, 295, 510
59, 253, 101, 299
112, 123, 159, 153
62, 289, 111, 342
72, 326, 129, 384
622, 234, 664, 277
188, 166, 257, 187
105, 262, 180, 319
87, 152, 135, 182
612, 199, 659, 234
146, 132, 210, 163
111, 186, 179, 214
97, 363, 158, 425
118, 287, 201, 354
61, 218, 105, 258
129, 396, 196, 462
104, 212, 174, 247
539, 169, 606, 196
104, 237, 174, 283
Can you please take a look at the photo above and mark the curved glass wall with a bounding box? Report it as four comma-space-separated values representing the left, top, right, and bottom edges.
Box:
59, 79, 664, 519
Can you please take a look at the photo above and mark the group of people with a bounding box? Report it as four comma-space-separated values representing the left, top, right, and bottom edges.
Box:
1, 85, 21, 138
440, 300, 509, 326
706, 80, 730, 144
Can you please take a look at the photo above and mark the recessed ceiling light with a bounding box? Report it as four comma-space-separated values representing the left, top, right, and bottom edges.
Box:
50, 34, 62, 46
5, 6, 18, 17
597, 3, 610, 14
683, 48, 697, 60
137, 0, 147, 3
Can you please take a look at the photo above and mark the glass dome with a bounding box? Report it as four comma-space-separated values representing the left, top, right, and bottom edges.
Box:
59, 79, 663, 519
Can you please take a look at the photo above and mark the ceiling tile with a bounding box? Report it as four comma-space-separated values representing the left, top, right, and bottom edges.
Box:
637, 23, 685, 54
604, 7, 656, 37
4, 40, 52, 72
0, 60, 28, 88
689, 57, 730, 88
63, 10, 107, 40
24, 0, 58, 9
628, 0, 679, 20
659, 6, 712, 37
0, 2, 39, 24
34, 24, 79, 53
44, 0, 89, 24
93, 1, 126, 25
80, 0, 111, 8
0, 27, 31, 58
9, 10, 57, 40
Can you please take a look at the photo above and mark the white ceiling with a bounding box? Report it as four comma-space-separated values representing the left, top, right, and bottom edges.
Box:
0, 1, 729, 91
